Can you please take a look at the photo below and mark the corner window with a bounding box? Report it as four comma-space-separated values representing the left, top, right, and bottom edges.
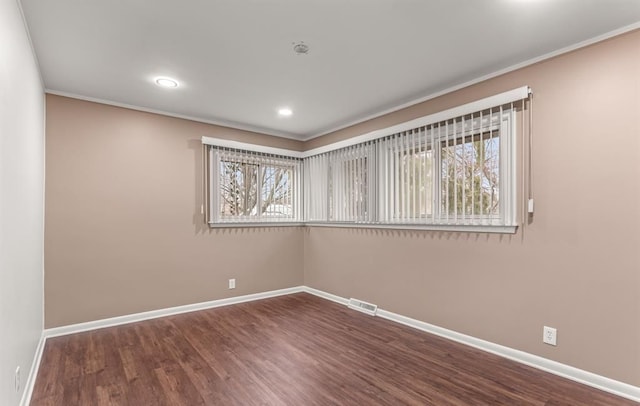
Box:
204, 86, 528, 232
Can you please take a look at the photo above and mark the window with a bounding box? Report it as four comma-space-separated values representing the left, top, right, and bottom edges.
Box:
328, 145, 372, 222
305, 103, 518, 231
379, 130, 434, 222
440, 130, 500, 221
204, 86, 528, 232
375, 107, 515, 227
303, 143, 375, 223
207, 146, 302, 225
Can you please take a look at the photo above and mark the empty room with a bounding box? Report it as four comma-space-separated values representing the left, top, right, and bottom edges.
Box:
2, 0, 640, 405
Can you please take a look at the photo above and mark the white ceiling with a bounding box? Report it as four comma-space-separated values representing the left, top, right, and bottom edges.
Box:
20, 0, 640, 140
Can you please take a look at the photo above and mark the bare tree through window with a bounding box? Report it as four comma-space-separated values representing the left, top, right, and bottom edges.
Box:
441, 131, 500, 218
219, 159, 294, 219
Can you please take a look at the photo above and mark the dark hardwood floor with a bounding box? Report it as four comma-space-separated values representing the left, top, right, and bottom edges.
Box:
31, 293, 634, 405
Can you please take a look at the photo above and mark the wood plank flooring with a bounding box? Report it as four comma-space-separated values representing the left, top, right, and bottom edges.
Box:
31, 293, 634, 405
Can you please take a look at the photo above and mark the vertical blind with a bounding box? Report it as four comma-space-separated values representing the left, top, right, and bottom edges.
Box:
203, 86, 529, 231
303, 142, 375, 222
303, 103, 517, 227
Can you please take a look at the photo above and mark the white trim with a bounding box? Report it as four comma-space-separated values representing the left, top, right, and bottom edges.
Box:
303, 286, 349, 306
45, 89, 303, 141
302, 287, 640, 403
44, 286, 304, 338
208, 221, 304, 228
201, 136, 304, 158
22, 286, 304, 404
23, 286, 640, 403
304, 21, 640, 141
19, 333, 46, 406
302, 86, 530, 158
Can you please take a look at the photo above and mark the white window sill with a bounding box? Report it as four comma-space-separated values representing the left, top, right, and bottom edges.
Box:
209, 221, 518, 234
208, 222, 304, 228
305, 222, 518, 234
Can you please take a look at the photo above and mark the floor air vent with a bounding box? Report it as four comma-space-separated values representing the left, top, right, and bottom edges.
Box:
348, 298, 378, 316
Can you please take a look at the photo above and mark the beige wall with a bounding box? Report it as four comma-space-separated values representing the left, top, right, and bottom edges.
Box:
304, 30, 640, 386
45, 96, 304, 328
45, 29, 639, 387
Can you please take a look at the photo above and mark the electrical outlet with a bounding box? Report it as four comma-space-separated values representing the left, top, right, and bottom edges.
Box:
15, 366, 20, 393
543, 326, 557, 346
228, 278, 236, 289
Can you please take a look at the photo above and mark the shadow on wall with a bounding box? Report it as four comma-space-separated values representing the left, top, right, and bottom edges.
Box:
302, 226, 524, 245
189, 138, 209, 234
213, 227, 302, 235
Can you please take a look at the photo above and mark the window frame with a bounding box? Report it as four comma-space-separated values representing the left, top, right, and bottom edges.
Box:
370, 105, 516, 230
427, 108, 515, 226
208, 147, 303, 226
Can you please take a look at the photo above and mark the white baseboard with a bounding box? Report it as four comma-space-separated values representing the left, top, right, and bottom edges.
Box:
303, 286, 349, 306
20, 286, 303, 405
25, 285, 639, 404
303, 286, 640, 403
20, 332, 46, 406
44, 286, 304, 338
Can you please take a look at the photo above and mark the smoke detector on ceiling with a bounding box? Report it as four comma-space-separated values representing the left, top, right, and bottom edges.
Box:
292, 41, 309, 55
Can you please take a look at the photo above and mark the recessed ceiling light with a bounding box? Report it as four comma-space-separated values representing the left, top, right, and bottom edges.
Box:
278, 107, 293, 117
155, 77, 179, 88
